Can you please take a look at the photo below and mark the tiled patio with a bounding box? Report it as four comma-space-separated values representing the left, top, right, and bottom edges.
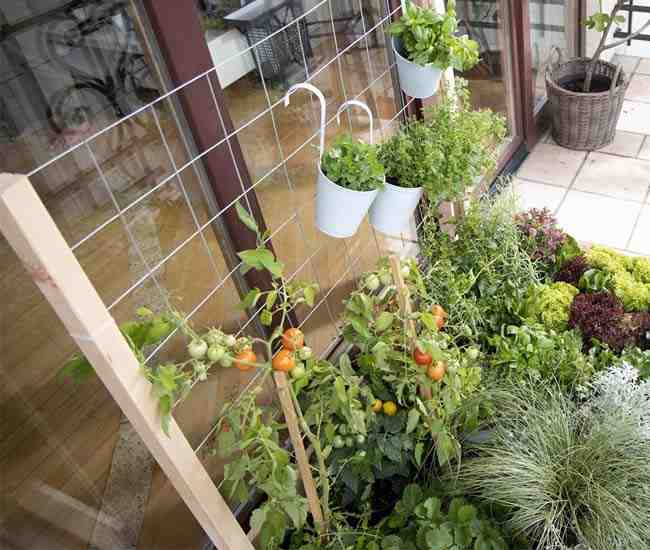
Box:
516, 54, 650, 257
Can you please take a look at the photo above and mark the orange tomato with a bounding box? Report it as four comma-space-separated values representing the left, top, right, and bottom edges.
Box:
427, 361, 446, 382
234, 349, 257, 372
272, 349, 295, 372
282, 328, 305, 351
431, 305, 448, 330
413, 347, 433, 367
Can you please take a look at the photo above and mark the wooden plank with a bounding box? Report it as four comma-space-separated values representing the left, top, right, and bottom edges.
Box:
389, 255, 432, 400
273, 371, 324, 532
0, 173, 254, 550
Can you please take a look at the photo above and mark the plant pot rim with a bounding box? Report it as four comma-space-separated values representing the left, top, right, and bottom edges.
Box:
382, 180, 423, 194
318, 163, 383, 196
545, 56, 628, 98
392, 37, 442, 71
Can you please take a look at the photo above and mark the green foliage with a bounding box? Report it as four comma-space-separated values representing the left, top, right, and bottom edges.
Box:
378, 81, 506, 201
455, 382, 650, 550
584, 1, 626, 32
58, 307, 175, 385
418, 187, 540, 344
378, 117, 438, 190
585, 246, 650, 311
389, 2, 479, 70
378, 484, 509, 550
488, 324, 593, 388
212, 389, 308, 549
524, 281, 579, 332
321, 134, 385, 192
421, 80, 507, 202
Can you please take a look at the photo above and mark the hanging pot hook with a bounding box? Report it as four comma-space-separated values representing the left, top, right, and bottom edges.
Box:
283, 83, 327, 160
335, 100, 375, 144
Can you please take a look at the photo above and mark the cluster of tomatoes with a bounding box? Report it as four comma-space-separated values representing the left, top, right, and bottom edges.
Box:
413, 304, 449, 382
270, 328, 312, 379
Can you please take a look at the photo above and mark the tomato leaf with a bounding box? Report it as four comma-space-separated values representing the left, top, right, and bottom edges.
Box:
235, 202, 259, 235
406, 409, 420, 434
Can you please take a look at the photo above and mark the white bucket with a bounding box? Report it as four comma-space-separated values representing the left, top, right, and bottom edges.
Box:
369, 181, 423, 236
393, 38, 442, 99
316, 165, 380, 238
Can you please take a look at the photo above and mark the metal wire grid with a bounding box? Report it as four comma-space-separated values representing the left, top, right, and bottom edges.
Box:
25, 0, 413, 440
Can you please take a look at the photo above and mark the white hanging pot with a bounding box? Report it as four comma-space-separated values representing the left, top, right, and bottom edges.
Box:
316, 165, 380, 238
284, 89, 382, 238
393, 38, 442, 99
369, 180, 423, 236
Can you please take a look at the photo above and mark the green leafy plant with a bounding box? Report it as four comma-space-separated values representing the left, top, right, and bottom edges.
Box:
421, 80, 507, 202
523, 281, 579, 332
378, 484, 509, 550
211, 389, 308, 549
455, 382, 650, 550
418, 187, 540, 344
584, 246, 650, 311
321, 134, 385, 192
488, 324, 593, 388
389, 2, 479, 70
582, 1, 650, 92
58, 306, 176, 384
377, 118, 437, 190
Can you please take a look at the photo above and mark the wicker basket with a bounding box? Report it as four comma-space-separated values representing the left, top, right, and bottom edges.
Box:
545, 47, 629, 151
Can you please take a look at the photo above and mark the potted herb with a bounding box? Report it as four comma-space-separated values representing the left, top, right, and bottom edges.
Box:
420, 79, 506, 204
388, 1, 479, 99
547, 1, 649, 150
318, 134, 385, 238
284, 86, 384, 238
371, 80, 506, 236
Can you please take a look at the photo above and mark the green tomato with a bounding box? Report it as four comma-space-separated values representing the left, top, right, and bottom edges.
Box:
379, 272, 392, 286
357, 450, 367, 458
298, 346, 313, 360
290, 364, 306, 379
365, 274, 380, 291
466, 347, 480, 360
188, 339, 208, 359
401, 264, 410, 278
338, 424, 348, 436
345, 437, 354, 448
207, 345, 225, 362
332, 435, 345, 449
220, 355, 233, 368
224, 334, 237, 348
355, 434, 366, 445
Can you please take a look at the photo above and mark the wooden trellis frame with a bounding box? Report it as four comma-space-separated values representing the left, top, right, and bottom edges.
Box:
0, 173, 322, 549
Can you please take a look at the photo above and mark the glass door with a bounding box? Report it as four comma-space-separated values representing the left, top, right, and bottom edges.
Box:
522, 0, 582, 144
453, 0, 526, 173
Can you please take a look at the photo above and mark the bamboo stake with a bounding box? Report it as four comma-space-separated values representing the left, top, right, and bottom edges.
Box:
389, 255, 432, 400
0, 173, 254, 550
273, 371, 324, 532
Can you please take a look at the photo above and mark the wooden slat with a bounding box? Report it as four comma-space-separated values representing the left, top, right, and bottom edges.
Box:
0, 173, 254, 550
389, 255, 432, 400
273, 371, 324, 532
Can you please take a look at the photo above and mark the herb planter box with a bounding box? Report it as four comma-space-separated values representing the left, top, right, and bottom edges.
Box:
393, 37, 442, 99
369, 181, 423, 236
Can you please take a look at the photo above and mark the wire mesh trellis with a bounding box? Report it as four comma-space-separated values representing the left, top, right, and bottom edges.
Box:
7, 0, 427, 545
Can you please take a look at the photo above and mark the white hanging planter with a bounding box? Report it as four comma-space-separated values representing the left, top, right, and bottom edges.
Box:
316, 166, 379, 238
369, 181, 423, 236
283, 88, 381, 238
393, 38, 442, 99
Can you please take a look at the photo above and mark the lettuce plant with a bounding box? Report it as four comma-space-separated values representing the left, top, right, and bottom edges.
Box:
524, 281, 579, 332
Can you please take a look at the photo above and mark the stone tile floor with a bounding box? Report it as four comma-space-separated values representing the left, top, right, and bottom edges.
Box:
515, 54, 650, 257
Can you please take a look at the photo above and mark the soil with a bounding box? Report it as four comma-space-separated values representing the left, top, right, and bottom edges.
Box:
558, 74, 615, 93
